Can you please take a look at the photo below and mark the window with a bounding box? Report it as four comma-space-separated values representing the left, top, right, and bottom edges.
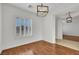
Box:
16, 17, 32, 37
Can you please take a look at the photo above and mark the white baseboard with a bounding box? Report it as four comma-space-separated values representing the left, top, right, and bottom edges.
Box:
2, 39, 43, 51
44, 39, 56, 44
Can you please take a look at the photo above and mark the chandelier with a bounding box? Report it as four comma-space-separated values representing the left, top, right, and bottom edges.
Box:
37, 3, 49, 17
66, 11, 72, 23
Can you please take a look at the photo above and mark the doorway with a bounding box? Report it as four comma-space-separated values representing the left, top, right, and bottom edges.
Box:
56, 16, 79, 51
62, 16, 79, 42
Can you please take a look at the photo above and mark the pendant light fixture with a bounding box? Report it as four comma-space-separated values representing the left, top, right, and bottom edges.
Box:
66, 11, 72, 23
37, 3, 49, 17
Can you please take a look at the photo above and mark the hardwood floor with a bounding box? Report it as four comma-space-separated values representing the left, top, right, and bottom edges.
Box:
63, 35, 79, 42
57, 39, 79, 51
1, 40, 79, 55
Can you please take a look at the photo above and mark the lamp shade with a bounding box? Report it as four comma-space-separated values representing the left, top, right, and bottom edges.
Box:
66, 12, 72, 23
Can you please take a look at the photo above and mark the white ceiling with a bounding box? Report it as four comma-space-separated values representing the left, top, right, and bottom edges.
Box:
10, 3, 79, 18
10, 3, 50, 13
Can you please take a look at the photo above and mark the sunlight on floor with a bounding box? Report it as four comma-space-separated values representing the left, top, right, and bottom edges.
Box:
56, 39, 79, 51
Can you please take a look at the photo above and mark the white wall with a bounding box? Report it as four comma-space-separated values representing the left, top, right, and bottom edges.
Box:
1, 3, 56, 51
56, 17, 63, 39
63, 16, 79, 36
42, 7, 56, 43
2, 4, 43, 50
0, 4, 2, 53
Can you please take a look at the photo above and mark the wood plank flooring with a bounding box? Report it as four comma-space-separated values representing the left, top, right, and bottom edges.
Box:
1, 40, 79, 55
